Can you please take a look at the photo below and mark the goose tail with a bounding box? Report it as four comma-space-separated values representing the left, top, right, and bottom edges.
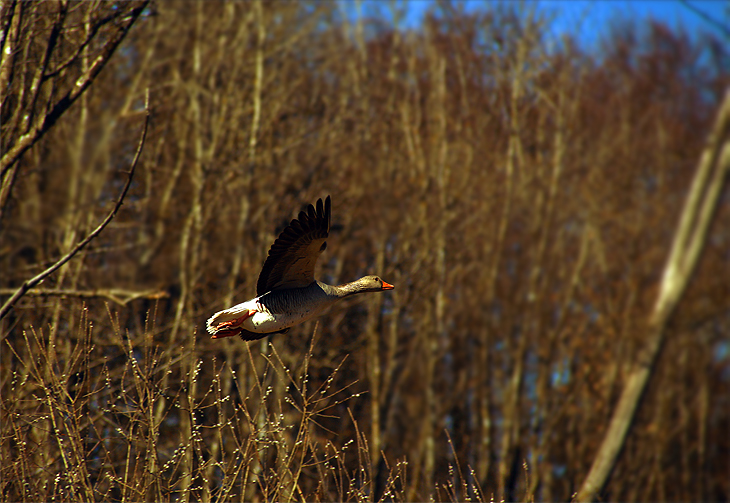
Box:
206, 302, 253, 335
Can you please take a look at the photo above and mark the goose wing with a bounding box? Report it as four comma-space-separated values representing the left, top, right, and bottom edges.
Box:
256, 196, 331, 295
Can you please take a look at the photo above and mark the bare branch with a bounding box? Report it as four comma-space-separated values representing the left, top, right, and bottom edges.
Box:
0, 288, 168, 306
0, 90, 150, 322
679, 0, 730, 39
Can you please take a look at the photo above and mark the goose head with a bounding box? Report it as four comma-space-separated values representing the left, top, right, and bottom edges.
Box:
332, 275, 395, 297
356, 275, 395, 292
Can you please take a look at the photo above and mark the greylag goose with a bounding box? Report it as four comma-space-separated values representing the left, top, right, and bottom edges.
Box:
207, 196, 394, 340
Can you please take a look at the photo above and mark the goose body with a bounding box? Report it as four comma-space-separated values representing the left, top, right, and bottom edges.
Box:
207, 196, 393, 340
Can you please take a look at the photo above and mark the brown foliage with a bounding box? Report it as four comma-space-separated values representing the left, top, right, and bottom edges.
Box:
1, 2, 728, 501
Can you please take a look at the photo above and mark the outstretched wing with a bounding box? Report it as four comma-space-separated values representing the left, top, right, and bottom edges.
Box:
256, 196, 331, 295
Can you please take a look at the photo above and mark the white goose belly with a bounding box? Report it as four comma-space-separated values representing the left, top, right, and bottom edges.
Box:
246, 302, 324, 333
239, 292, 335, 334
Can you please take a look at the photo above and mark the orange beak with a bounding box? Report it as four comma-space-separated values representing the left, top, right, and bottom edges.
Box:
381, 280, 395, 290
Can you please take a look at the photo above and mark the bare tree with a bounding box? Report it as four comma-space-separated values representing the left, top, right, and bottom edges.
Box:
0, 1, 149, 222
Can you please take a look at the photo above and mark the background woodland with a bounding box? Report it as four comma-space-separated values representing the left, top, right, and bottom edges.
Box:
1, 1, 729, 502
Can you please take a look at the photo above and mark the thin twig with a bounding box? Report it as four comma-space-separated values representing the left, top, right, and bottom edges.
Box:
0, 90, 150, 323
0, 288, 168, 305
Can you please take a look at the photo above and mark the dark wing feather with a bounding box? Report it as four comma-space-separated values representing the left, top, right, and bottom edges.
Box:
256, 196, 331, 295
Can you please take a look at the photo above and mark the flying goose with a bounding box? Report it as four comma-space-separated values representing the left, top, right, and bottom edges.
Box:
207, 196, 394, 340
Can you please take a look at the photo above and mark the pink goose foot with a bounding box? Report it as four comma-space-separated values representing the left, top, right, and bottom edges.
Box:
210, 310, 255, 339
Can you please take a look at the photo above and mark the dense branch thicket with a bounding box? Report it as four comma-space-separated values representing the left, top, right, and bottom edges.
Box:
1, 2, 728, 501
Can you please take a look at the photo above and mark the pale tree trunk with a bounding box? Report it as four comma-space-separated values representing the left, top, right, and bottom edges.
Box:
477, 53, 517, 488
225, 0, 262, 308
48, 8, 91, 364
240, 5, 270, 501
207, 2, 258, 492
575, 90, 730, 502
177, 5, 207, 501
365, 243, 385, 493
528, 64, 579, 500
496, 31, 528, 503
429, 52, 450, 496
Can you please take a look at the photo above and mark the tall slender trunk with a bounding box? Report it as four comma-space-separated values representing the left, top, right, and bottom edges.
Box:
496, 31, 528, 503
575, 90, 730, 502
